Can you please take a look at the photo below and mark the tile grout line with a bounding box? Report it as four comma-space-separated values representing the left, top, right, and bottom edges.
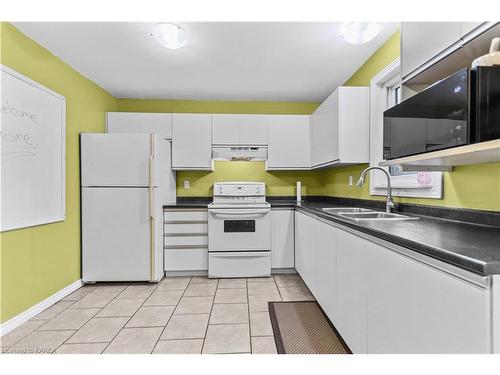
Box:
2, 300, 81, 350
158, 337, 207, 342
29, 299, 78, 322
100, 287, 155, 354
246, 278, 253, 354
12, 277, 284, 354
150, 276, 193, 354
274, 275, 285, 302
37, 286, 132, 352
49, 288, 123, 353
56, 282, 161, 354
200, 278, 219, 354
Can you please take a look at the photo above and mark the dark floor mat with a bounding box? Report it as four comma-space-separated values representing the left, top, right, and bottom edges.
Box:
268, 301, 351, 354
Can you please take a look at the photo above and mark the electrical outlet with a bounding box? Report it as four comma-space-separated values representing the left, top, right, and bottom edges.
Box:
184, 180, 190, 189
348, 176, 353, 186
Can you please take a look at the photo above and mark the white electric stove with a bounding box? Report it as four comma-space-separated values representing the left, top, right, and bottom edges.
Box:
208, 182, 271, 278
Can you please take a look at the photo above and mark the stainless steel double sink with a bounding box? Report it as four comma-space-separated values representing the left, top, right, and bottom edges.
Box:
321, 207, 418, 221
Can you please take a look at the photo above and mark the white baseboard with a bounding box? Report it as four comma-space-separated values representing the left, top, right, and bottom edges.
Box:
0, 279, 83, 336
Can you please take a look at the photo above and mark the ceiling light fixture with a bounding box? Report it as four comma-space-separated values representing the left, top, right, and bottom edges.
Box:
340, 22, 381, 45
151, 23, 188, 50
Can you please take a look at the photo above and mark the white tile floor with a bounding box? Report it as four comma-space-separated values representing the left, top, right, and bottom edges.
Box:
1, 274, 314, 354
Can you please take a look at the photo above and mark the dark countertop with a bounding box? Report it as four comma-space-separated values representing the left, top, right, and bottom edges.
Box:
296, 200, 500, 276
164, 197, 500, 275
164, 197, 211, 208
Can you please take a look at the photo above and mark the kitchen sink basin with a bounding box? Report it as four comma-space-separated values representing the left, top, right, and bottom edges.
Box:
338, 212, 418, 221
322, 207, 375, 213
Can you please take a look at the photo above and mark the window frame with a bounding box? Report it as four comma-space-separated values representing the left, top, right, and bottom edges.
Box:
369, 58, 443, 199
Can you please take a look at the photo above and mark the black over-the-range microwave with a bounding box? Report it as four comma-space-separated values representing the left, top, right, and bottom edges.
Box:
383, 66, 500, 160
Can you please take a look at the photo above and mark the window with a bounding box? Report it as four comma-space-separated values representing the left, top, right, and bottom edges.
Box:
385, 77, 413, 177
369, 59, 443, 199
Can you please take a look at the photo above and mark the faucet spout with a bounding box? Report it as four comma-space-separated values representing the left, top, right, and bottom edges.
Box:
356, 166, 396, 213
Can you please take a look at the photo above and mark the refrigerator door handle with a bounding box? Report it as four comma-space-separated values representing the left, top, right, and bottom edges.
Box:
148, 134, 156, 281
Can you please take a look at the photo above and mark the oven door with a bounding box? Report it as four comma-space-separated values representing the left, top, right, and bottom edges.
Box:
208, 208, 271, 252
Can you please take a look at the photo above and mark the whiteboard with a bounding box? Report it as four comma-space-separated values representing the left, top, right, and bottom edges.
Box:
1, 65, 66, 232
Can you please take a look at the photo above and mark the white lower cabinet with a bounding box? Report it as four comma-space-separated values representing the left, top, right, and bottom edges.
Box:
315, 219, 338, 324
335, 229, 369, 353
164, 209, 208, 274
294, 211, 308, 278
294, 210, 493, 354
366, 241, 491, 353
165, 248, 208, 271
271, 209, 295, 269
294, 211, 318, 296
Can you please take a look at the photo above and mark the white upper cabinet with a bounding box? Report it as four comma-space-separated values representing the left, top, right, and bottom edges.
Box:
310, 86, 369, 168
267, 115, 310, 170
239, 115, 268, 145
211, 114, 240, 144
106, 112, 172, 139
401, 22, 462, 78
172, 114, 212, 170
311, 89, 338, 167
212, 114, 268, 145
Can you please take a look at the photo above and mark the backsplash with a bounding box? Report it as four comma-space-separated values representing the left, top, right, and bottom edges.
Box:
321, 163, 500, 212
177, 161, 324, 197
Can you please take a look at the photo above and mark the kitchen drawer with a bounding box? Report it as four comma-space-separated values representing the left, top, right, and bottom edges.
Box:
165, 235, 208, 247
165, 223, 208, 234
164, 210, 208, 222
208, 251, 271, 278
165, 248, 208, 271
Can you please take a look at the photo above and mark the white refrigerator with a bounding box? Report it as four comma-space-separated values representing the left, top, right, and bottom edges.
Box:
80, 133, 173, 282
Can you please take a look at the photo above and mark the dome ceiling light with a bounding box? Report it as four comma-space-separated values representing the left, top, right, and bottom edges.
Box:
151, 23, 188, 50
340, 22, 381, 45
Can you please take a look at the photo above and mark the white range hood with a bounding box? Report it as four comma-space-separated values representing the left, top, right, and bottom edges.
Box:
212, 146, 268, 161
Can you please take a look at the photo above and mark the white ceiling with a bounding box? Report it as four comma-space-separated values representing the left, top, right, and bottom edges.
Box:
13, 22, 399, 102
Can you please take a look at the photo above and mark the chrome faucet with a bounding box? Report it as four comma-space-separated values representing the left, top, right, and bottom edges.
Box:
356, 166, 396, 213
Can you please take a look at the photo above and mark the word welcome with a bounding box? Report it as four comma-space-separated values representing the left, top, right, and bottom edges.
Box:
1, 100, 37, 122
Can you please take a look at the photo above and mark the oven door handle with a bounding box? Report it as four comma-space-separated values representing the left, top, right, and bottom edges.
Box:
209, 209, 269, 218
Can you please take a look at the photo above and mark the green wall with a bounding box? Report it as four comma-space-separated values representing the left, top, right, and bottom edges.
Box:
177, 161, 324, 197
322, 30, 500, 212
0, 23, 117, 323
117, 99, 318, 115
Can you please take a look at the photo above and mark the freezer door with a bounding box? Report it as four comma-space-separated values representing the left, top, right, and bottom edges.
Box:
82, 187, 158, 282
80, 133, 158, 187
